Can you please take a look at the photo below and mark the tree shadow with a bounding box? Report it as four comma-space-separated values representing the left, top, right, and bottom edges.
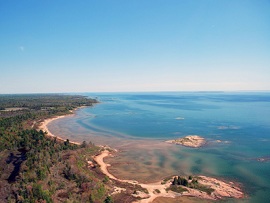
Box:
6, 148, 27, 183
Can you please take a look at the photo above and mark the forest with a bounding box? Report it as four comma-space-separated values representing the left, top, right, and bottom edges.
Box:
0, 94, 142, 203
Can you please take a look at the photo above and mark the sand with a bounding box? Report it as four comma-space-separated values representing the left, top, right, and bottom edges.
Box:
38, 114, 80, 145
152, 196, 213, 203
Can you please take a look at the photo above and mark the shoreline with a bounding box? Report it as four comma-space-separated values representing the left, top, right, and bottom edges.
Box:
38, 113, 81, 145
94, 150, 244, 202
38, 108, 244, 202
93, 150, 176, 202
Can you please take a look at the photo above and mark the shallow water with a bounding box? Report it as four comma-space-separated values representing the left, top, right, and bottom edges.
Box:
48, 92, 270, 203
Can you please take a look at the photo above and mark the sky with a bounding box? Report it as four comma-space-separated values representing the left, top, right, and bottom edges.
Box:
0, 0, 270, 93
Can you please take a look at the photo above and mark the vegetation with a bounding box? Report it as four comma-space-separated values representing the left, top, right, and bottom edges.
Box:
0, 94, 97, 112
172, 176, 188, 186
188, 178, 215, 195
161, 176, 172, 184
166, 185, 188, 193
168, 175, 215, 195
0, 94, 141, 203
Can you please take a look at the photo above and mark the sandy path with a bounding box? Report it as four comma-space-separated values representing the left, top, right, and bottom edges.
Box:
94, 150, 118, 180
139, 182, 175, 203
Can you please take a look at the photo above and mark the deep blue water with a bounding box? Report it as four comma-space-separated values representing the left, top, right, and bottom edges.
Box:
49, 92, 270, 202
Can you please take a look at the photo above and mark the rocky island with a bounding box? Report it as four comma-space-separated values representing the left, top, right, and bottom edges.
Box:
166, 135, 206, 148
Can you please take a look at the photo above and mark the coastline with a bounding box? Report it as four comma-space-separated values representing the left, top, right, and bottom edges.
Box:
38, 108, 244, 203
38, 113, 80, 145
94, 150, 244, 202
37, 105, 91, 145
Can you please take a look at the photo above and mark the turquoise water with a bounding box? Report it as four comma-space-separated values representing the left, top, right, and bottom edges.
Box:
48, 92, 270, 202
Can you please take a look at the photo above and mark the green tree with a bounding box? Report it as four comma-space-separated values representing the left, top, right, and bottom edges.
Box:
81, 140, 87, 148
64, 139, 70, 146
104, 196, 113, 203
172, 177, 178, 185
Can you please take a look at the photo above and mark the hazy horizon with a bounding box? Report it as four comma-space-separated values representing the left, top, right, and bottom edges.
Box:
1, 90, 270, 96
1, 1, 270, 94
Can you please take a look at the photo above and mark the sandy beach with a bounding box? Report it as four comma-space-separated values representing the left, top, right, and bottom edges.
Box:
38, 114, 80, 145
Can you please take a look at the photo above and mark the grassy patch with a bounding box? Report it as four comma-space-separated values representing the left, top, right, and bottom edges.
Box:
162, 176, 172, 184
188, 178, 214, 195
134, 184, 149, 194
189, 183, 214, 195
166, 185, 188, 193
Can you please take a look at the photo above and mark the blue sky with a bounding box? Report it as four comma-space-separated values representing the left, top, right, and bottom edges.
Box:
0, 0, 269, 93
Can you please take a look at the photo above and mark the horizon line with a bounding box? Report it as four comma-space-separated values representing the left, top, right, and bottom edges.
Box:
1, 90, 270, 95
